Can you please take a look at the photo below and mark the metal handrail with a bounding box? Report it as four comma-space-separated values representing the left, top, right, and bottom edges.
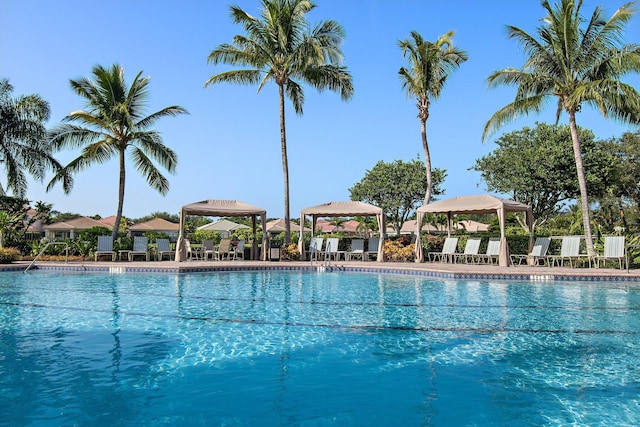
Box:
24, 241, 69, 273
323, 240, 331, 269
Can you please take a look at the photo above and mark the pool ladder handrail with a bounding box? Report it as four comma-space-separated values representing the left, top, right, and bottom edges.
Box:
24, 241, 69, 273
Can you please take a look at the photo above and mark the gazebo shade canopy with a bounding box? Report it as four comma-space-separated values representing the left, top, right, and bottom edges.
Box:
298, 201, 386, 262
301, 201, 383, 217
415, 194, 533, 266
181, 199, 266, 217
176, 200, 267, 261
417, 194, 531, 215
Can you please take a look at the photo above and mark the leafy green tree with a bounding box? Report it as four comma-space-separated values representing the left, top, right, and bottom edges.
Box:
133, 211, 180, 224
483, 0, 640, 256
398, 31, 467, 204
0, 79, 69, 197
205, 0, 353, 243
49, 212, 81, 223
472, 123, 616, 232
0, 210, 24, 248
47, 64, 188, 242
349, 159, 446, 233
603, 131, 640, 207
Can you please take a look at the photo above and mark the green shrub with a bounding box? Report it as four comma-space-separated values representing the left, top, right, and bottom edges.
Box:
192, 230, 221, 244
0, 247, 21, 263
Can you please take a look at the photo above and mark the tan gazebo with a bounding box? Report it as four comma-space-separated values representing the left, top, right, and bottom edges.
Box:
298, 201, 386, 261
415, 194, 533, 266
175, 200, 267, 261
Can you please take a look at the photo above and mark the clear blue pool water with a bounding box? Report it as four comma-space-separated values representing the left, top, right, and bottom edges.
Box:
1, 270, 639, 426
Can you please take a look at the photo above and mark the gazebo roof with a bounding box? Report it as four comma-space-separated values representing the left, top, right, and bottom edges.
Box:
417, 194, 530, 215
301, 201, 382, 217
181, 200, 266, 217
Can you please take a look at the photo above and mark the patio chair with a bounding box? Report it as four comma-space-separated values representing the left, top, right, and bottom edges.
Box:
346, 239, 364, 261
547, 236, 587, 268
325, 238, 344, 261
184, 239, 199, 261
511, 237, 551, 266
231, 239, 245, 260
593, 236, 626, 269
453, 238, 481, 264
95, 235, 116, 261
365, 237, 380, 261
477, 238, 501, 264
428, 237, 459, 263
307, 237, 324, 261
215, 238, 233, 261
156, 238, 175, 261
129, 236, 150, 261
201, 240, 215, 260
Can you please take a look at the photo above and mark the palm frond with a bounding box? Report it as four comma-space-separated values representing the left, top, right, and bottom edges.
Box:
48, 124, 104, 150
284, 79, 304, 114
135, 106, 189, 130
303, 64, 354, 101
132, 132, 178, 173
130, 147, 170, 195
482, 94, 548, 141
204, 69, 264, 88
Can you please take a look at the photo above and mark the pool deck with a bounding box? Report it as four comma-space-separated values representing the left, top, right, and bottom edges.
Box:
9, 258, 640, 283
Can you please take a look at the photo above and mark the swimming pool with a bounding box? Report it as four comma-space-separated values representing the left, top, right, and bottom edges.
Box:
1, 270, 639, 426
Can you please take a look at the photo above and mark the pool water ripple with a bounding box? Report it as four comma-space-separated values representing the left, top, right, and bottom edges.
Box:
1, 270, 640, 426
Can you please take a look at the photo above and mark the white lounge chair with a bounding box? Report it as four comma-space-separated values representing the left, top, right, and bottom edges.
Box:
325, 238, 344, 261
365, 237, 380, 261
428, 237, 459, 263
307, 237, 324, 261
511, 237, 551, 266
129, 236, 150, 261
593, 236, 626, 269
547, 236, 587, 267
201, 240, 215, 260
347, 239, 364, 261
477, 238, 500, 264
453, 238, 481, 263
156, 238, 175, 261
95, 235, 116, 261
231, 239, 245, 260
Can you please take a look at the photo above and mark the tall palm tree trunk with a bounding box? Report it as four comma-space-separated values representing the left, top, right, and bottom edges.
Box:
568, 111, 595, 257
112, 150, 126, 242
279, 84, 291, 244
421, 118, 432, 204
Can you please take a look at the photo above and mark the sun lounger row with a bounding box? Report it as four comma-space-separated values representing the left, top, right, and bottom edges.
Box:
185, 238, 245, 261
426, 235, 626, 268
511, 235, 626, 268
307, 237, 380, 261
95, 235, 172, 261
428, 237, 501, 264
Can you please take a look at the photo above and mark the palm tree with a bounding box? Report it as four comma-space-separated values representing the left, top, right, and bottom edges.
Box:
205, 0, 354, 244
483, 0, 640, 257
329, 217, 346, 233
0, 79, 69, 197
47, 64, 188, 241
398, 31, 468, 204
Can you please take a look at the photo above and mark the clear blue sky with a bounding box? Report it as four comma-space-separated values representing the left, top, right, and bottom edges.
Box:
3, 0, 639, 219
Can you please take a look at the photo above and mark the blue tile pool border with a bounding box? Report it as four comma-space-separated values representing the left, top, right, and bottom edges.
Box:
7, 262, 640, 283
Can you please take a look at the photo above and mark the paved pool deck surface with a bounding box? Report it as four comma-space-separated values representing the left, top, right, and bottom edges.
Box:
9, 257, 640, 284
